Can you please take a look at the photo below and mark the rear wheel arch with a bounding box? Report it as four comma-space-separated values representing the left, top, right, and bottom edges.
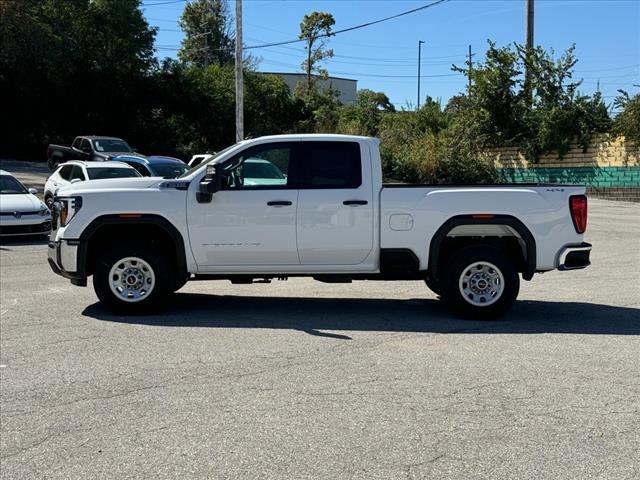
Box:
428, 215, 537, 282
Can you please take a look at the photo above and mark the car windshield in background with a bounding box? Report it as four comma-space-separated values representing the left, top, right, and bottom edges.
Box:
87, 168, 140, 180
93, 139, 132, 152
243, 161, 285, 179
179, 143, 239, 178
0, 176, 28, 194
153, 163, 190, 178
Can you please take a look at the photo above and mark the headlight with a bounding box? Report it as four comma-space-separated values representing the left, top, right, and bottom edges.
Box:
57, 196, 83, 227
38, 205, 50, 216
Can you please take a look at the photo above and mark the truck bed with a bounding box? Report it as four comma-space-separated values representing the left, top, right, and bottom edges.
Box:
380, 183, 587, 271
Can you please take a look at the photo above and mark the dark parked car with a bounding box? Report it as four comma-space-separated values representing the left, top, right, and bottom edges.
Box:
47, 136, 142, 170
113, 155, 190, 178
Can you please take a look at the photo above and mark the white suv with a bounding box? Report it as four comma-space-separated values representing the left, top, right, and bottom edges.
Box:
44, 161, 140, 207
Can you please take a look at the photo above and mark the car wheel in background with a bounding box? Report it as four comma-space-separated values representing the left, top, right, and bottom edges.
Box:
44, 194, 54, 210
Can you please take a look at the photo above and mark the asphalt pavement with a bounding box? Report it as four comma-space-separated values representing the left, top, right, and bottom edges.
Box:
0, 162, 639, 479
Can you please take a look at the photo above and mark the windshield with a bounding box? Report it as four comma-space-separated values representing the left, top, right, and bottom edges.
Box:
93, 139, 132, 152
179, 143, 240, 178
87, 168, 141, 180
243, 160, 285, 179
0, 175, 28, 194
152, 163, 190, 179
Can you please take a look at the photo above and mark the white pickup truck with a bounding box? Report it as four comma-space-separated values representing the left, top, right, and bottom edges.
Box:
48, 134, 591, 319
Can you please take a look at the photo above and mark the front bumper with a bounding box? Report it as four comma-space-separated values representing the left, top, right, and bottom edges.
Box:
48, 239, 87, 286
557, 242, 592, 271
0, 218, 51, 236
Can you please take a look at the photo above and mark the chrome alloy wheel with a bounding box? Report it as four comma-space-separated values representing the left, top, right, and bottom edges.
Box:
458, 261, 505, 307
108, 257, 156, 303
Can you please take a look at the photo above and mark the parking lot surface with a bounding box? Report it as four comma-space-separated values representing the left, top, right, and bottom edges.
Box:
1, 165, 639, 479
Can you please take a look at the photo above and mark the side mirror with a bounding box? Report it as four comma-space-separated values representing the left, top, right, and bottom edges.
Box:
197, 164, 221, 203
131, 147, 138, 152
28, 187, 38, 194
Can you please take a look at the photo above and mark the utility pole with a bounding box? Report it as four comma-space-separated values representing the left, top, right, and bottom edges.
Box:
524, 0, 534, 99
235, 0, 244, 142
417, 40, 425, 109
306, 38, 312, 95
467, 44, 473, 93
526, 0, 534, 51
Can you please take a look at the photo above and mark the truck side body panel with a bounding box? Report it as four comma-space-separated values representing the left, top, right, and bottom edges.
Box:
381, 185, 586, 271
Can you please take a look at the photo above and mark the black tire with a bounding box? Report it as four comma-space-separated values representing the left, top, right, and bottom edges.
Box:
93, 243, 171, 314
172, 274, 190, 293
442, 245, 519, 320
425, 276, 443, 296
44, 194, 54, 210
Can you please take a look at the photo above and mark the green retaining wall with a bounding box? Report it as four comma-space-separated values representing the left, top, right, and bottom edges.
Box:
499, 166, 640, 188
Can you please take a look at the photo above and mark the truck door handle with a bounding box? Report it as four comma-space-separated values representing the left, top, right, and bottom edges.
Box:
267, 201, 293, 207
343, 200, 368, 206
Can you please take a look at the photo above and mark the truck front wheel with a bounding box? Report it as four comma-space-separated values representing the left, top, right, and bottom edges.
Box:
93, 243, 170, 313
443, 246, 519, 320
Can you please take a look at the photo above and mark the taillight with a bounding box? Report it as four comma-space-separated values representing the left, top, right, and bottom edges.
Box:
569, 195, 587, 234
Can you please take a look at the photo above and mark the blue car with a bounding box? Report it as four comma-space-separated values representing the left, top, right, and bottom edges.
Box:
113, 155, 190, 178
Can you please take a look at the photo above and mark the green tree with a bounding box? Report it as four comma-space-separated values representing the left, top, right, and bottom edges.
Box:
244, 73, 307, 138
451, 41, 611, 161
337, 89, 395, 136
178, 0, 234, 67
297, 11, 335, 97
0, 0, 157, 157
612, 90, 640, 147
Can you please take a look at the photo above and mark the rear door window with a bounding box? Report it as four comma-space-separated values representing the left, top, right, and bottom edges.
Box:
58, 165, 73, 180
126, 162, 150, 177
69, 165, 85, 181
297, 142, 362, 189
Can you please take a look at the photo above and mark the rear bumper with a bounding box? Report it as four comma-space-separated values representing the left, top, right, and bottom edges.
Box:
48, 239, 87, 285
557, 242, 592, 271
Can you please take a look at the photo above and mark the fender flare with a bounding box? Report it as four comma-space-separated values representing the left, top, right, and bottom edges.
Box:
428, 214, 537, 281
78, 214, 187, 279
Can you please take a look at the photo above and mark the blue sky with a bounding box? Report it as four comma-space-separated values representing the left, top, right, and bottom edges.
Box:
146, 0, 639, 110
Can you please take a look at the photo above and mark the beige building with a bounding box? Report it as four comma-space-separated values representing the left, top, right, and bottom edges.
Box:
258, 72, 358, 105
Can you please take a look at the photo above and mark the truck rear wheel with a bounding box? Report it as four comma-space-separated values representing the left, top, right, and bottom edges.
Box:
443, 246, 519, 320
93, 243, 170, 314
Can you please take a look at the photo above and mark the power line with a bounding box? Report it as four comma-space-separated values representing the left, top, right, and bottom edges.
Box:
258, 59, 460, 79
253, 47, 463, 67
142, 0, 187, 6
244, 0, 450, 50
574, 64, 639, 73
248, 40, 466, 63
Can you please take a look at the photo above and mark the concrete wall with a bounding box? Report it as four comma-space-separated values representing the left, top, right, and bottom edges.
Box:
488, 134, 640, 202
258, 72, 357, 105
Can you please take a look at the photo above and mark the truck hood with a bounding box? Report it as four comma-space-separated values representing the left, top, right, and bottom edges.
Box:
57, 177, 163, 195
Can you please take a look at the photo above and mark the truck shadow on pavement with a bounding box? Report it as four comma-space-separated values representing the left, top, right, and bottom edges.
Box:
82, 293, 640, 338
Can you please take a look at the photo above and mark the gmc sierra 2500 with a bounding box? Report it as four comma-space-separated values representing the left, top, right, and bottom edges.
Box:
48, 134, 591, 319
